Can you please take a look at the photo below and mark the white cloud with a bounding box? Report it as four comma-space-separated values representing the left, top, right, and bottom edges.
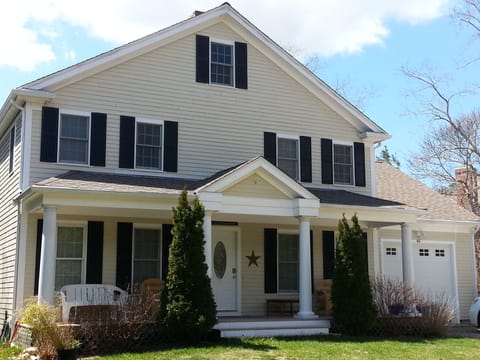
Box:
1, 0, 453, 71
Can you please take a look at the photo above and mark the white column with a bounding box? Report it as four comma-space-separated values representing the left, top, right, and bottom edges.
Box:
296, 216, 317, 319
401, 223, 414, 289
203, 211, 213, 278
38, 207, 57, 305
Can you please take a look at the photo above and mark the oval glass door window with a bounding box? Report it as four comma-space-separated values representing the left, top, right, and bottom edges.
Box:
214, 241, 227, 279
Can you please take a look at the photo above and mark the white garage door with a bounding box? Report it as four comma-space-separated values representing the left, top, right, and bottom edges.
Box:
381, 240, 456, 302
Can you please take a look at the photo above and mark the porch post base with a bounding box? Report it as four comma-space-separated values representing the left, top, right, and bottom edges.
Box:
294, 311, 318, 320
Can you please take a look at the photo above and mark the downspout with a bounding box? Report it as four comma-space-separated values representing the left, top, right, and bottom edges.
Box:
370, 140, 383, 197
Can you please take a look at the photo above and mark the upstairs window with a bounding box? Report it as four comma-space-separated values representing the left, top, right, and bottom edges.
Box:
277, 137, 299, 180
264, 132, 311, 182
211, 42, 233, 86
321, 139, 365, 187
9, 125, 15, 174
136, 120, 163, 170
333, 144, 354, 185
196, 35, 248, 89
40, 107, 107, 167
58, 113, 90, 164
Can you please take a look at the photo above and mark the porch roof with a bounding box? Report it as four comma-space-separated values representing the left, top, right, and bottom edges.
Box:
31, 168, 404, 209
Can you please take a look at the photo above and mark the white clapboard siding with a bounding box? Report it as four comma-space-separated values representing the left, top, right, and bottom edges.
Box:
0, 115, 22, 317
28, 22, 371, 195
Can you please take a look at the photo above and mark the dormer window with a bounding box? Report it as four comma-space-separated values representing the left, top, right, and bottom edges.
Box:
211, 42, 233, 86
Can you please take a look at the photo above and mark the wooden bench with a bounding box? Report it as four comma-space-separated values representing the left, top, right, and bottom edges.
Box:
266, 299, 299, 316
59, 284, 128, 322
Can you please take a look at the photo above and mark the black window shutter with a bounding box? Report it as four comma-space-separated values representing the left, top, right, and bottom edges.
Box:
354, 142, 366, 187
300, 136, 312, 182
90, 113, 107, 167
196, 35, 210, 84
235, 41, 248, 89
322, 231, 335, 279
163, 121, 178, 172
321, 138, 333, 184
119, 116, 135, 168
34, 219, 43, 295
40, 107, 59, 162
86, 221, 104, 284
162, 224, 174, 280
264, 228, 278, 294
116, 222, 133, 291
264, 132, 277, 166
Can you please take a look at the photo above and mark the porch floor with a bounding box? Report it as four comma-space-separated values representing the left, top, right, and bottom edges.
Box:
214, 316, 331, 338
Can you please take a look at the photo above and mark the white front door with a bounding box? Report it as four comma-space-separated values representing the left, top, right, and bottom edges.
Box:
211, 227, 238, 313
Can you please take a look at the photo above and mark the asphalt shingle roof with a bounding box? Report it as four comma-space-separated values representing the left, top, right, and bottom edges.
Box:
35, 168, 404, 209
376, 161, 479, 222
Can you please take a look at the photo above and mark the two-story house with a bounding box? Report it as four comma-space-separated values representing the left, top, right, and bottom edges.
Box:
0, 3, 477, 334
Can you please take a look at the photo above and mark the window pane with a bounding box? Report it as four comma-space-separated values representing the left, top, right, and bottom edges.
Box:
55, 260, 82, 290
57, 227, 83, 258
136, 122, 162, 169
55, 226, 84, 290
211, 43, 233, 86
333, 144, 353, 184
278, 234, 299, 292
133, 229, 161, 284
277, 138, 299, 179
59, 114, 89, 164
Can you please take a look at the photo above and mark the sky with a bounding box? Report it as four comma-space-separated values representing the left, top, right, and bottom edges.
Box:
1, 0, 479, 178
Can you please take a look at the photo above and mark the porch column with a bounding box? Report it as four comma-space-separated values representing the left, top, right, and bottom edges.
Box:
296, 216, 316, 319
203, 211, 213, 278
38, 206, 57, 305
401, 223, 414, 289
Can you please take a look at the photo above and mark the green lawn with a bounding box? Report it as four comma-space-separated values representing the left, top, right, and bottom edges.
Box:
91, 336, 480, 360
2, 336, 479, 360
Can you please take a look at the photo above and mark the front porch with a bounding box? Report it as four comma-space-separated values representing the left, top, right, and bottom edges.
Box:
14, 158, 424, 331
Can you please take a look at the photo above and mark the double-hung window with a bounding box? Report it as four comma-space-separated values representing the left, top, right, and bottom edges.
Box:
133, 228, 161, 285
55, 226, 85, 290
211, 42, 234, 86
136, 120, 163, 170
277, 136, 299, 180
58, 113, 90, 164
278, 233, 299, 292
333, 143, 354, 185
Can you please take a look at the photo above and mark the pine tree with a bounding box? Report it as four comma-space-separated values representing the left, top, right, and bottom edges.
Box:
331, 214, 376, 335
158, 190, 217, 342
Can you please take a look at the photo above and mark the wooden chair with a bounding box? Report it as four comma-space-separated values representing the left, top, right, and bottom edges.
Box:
314, 279, 333, 315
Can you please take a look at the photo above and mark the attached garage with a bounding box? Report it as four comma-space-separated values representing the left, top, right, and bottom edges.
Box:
381, 240, 457, 306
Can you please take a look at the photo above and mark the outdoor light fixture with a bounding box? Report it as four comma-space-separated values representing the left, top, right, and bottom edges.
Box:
414, 230, 424, 243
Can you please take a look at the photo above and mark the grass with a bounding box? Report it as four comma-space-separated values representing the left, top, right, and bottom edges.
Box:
0, 342, 21, 359
2, 335, 479, 359
89, 335, 480, 360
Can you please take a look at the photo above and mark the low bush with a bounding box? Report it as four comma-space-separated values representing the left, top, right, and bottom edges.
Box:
75, 289, 159, 355
371, 277, 455, 337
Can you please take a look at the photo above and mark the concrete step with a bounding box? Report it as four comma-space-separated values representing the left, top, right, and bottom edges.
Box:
214, 318, 330, 338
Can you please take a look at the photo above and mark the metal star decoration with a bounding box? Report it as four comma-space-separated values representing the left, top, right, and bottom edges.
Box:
246, 250, 260, 267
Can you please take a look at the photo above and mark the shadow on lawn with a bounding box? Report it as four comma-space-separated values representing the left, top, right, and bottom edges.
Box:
273, 334, 442, 344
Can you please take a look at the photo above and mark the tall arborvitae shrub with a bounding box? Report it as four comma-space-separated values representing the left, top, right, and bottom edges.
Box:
158, 190, 217, 342
331, 214, 376, 335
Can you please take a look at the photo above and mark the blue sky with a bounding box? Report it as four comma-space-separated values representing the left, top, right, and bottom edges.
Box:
1, 0, 478, 175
